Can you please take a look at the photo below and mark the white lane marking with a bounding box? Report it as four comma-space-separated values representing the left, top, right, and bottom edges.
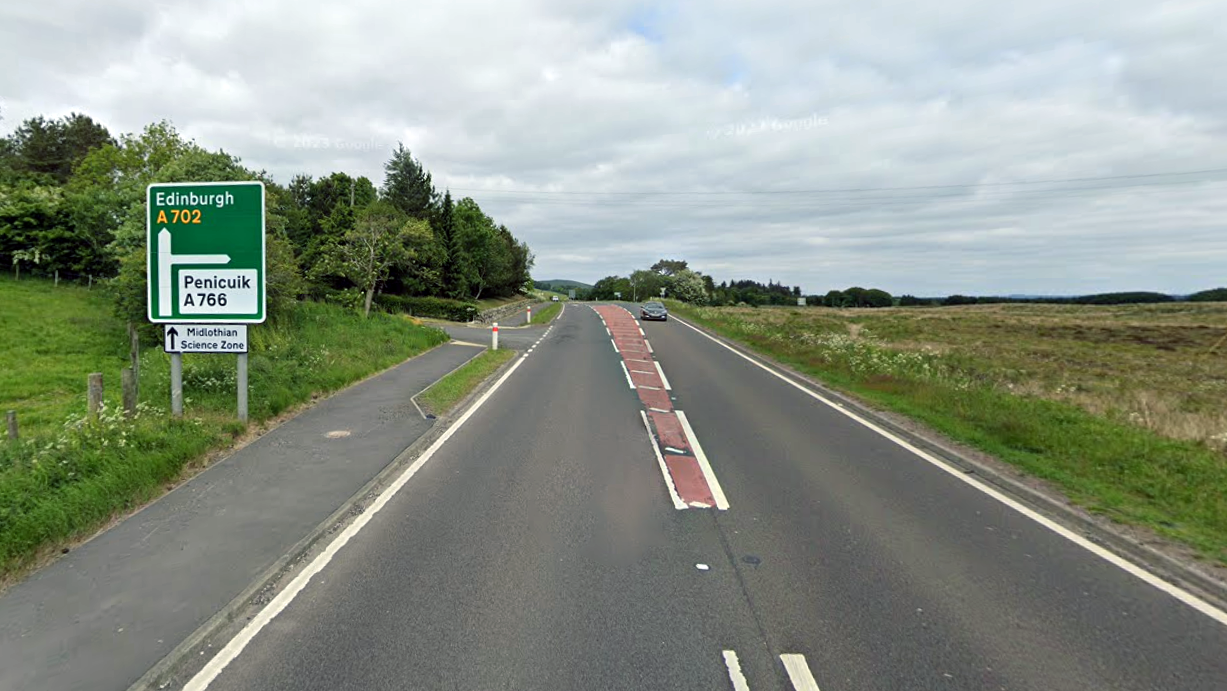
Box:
641, 410, 686, 510
780, 654, 821, 691
620, 361, 636, 389
723, 650, 751, 691
672, 316, 1227, 627
605, 327, 611, 336
611, 339, 619, 354
630, 369, 655, 374
675, 410, 730, 510
654, 360, 672, 390
645, 339, 654, 353
639, 326, 646, 336
638, 385, 661, 391
182, 354, 531, 690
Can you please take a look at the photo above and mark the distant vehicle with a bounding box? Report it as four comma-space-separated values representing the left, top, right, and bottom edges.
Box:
640, 301, 668, 321
551, 295, 560, 302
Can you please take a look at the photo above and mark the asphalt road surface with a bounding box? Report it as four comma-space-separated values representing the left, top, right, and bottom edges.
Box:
176, 304, 1227, 689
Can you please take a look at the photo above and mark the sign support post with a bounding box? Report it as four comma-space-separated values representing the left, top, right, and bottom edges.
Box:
237, 353, 248, 422
170, 353, 183, 418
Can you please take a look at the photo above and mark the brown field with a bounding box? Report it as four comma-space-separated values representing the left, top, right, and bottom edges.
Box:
688, 301, 1227, 453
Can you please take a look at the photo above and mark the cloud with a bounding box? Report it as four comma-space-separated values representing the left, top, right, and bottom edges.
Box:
2, 0, 1225, 294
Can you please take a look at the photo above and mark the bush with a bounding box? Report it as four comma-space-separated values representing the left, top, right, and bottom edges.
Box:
375, 293, 479, 321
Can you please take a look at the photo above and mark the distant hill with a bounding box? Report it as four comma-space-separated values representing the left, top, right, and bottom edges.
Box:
534, 279, 593, 292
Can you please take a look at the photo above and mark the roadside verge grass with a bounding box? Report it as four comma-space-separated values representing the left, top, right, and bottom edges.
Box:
0, 278, 448, 580
530, 301, 562, 325
669, 302, 1227, 565
416, 348, 516, 416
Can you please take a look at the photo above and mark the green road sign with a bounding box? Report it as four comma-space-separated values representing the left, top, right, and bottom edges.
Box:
146, 181, 266, 323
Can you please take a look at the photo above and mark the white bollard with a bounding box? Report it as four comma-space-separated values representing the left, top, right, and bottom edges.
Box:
527, 305, 532, 324
492, 322, 499, 350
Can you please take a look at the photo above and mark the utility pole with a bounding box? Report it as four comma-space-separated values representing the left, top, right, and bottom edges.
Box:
350, 178, 355, 207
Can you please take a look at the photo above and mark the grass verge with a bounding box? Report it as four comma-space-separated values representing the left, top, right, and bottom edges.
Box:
417, 348, 516, 416
0, 277, 448, 579
669, 301, 1227, 565
530, 301, 563, 325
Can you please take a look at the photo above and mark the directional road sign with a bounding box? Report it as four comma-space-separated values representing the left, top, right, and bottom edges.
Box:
164, 324, 249, 354
147, 181, 266, 323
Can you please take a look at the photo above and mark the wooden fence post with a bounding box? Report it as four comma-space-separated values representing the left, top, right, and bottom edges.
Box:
5, 411, 16, 441
88, 373, 104, 418
122, 368, 137, 418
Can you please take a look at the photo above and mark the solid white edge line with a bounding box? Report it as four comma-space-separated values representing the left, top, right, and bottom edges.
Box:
642, 410, 687, 510
620, 361, 636, 389
723, 650, 751, 691
672, 316, 1227, 627
182, 353, 532, 690
675, 410, 730, 511
780, 654, 821, 691
654, 360, 672, 390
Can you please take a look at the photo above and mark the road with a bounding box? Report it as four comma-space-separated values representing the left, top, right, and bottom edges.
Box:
177, 304, 1227, 689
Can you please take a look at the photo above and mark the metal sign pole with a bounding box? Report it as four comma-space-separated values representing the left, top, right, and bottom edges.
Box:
237, 352, 248, 422
170, 352, 183, 418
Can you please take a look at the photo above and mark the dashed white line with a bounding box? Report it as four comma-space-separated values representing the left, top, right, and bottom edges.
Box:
723, 650, 751, 691
653, 360, 672, 390
619, 361, 636, 389
182, 353, 531, 690
675, 410, 730, 510
645, 339, 654, 353
611, 339, 619, 353
641, 411, 686, 510
780, 654, 821, 691
671, 315, 1227, 627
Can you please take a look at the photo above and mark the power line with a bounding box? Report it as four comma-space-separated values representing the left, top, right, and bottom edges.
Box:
446, 166, 1227, 197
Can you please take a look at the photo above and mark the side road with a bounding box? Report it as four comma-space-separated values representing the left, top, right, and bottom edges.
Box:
0, 342, 486, 691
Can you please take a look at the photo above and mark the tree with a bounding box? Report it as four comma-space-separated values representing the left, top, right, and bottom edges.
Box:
823, 290, 846, 307
630, 269, 666, 301
670, 269, 709, 304
318, 201, 426, 317
651, 258, 689, 276
864, 288, 893, 308
381, 143, 436, 219
898, 294, 926, 306
1188, 287, 1227, 302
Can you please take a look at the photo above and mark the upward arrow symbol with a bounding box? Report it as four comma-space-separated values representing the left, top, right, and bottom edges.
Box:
167, 326, 179, 351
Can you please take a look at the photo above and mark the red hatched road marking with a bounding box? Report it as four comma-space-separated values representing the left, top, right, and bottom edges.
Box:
593, 304, 720, 509
664, 454, 715, 507
650, 411, 690, 452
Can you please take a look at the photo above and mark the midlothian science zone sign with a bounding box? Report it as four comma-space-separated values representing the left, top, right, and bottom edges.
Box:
146, 181, 266, 324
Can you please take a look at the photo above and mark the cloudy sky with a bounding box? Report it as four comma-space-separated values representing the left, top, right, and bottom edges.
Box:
3, 0, 1225, 295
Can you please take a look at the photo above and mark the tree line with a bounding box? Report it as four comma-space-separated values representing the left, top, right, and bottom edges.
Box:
0, 110, 534, 327
577, 255, 1224, 309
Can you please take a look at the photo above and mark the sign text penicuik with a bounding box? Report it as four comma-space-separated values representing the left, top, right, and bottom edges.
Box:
146, 181, 266, 323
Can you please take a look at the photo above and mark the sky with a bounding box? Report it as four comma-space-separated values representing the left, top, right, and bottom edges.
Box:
2, 0, 1225, 296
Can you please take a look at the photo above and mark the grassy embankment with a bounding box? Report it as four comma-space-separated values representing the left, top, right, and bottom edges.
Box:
529, 301, 563, 325
416, 348, 517, 416
0, 274, 448, 579
669, 300, 1227, 563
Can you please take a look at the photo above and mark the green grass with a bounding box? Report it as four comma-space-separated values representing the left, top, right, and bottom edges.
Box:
0, 275, 449, 578
0, 275, 130, 438
530, 301, 563, 325
670, 301, 1227, 564
417, 348, 516, 416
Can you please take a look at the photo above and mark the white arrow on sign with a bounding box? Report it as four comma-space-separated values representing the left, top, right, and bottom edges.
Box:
157, 228, 231, 317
